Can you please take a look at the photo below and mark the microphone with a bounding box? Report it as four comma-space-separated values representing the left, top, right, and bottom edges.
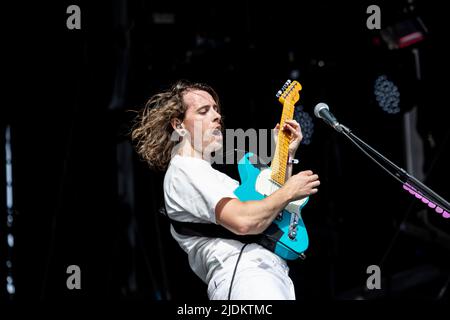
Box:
314, 103, 343, 133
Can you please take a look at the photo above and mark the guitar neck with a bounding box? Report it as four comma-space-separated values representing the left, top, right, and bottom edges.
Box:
270, 101, 295, 185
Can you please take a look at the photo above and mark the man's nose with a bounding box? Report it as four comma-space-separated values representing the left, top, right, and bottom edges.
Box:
212, 109, 221, 122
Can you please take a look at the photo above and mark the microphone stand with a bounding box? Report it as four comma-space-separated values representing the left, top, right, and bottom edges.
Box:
336, 124, 450, 218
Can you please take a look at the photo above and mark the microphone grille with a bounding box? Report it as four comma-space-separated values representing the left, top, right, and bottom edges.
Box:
314, 103, 329, 118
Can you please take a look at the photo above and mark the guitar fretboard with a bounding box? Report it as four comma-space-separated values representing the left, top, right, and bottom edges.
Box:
270, 100, 295, 185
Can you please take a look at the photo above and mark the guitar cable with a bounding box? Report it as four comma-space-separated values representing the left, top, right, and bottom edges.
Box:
227, 238, 303, 299
228, 243, 249, 300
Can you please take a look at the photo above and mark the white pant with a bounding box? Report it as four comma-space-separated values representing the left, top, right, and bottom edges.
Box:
207, 244, 296, 300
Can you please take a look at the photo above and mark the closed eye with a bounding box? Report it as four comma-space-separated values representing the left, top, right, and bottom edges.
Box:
198, 104, 220, 115
198, 106, 210, 114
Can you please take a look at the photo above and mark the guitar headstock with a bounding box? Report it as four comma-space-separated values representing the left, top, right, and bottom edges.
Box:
276, 79, 302, 105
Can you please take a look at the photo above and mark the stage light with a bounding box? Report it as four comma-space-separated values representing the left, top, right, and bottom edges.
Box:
374, 74, 401, 114
6, 276, 15, 294
294, 105, 314, 145
4, 125, 16, 298
7, 234, 14, 247
380, 17, 427, 50
290, 69, 300, 80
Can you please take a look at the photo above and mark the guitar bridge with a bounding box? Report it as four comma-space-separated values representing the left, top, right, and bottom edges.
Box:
288, 213, 299, 240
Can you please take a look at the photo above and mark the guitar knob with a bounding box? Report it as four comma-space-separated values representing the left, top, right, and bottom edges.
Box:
288, 230, 297, 240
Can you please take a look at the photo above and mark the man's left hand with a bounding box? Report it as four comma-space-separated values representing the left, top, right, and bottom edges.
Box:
273, 119, 303, 157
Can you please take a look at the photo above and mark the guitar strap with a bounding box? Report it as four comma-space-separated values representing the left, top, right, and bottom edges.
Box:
160, 206, 279, 252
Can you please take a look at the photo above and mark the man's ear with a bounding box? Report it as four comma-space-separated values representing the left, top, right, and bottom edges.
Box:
170, 118, 183, 130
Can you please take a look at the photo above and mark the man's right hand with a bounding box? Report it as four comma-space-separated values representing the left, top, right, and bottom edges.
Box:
283, 170, 320, 201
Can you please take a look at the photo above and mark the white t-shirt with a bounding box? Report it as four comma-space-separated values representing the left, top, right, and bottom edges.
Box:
163, 154, 246, 283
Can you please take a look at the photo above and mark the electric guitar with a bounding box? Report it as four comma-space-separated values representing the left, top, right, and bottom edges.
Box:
233, 80, 309, 260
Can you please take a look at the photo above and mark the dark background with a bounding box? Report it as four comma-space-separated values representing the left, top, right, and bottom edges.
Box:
1, 0, 449, 302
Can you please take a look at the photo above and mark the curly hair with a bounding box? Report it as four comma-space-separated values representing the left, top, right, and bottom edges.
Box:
131, 80, 221, 171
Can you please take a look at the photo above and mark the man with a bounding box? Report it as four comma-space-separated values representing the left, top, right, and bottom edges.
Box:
131, 80, 320, 299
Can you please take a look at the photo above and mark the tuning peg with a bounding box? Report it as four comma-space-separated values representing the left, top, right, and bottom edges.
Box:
282, 80, 291, 91
276, 90, 282, 98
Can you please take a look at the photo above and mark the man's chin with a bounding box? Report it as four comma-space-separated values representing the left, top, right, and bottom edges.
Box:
211, 142, 223, 152
204, 141, 223, 155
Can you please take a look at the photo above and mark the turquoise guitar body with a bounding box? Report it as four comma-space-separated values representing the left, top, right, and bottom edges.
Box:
234, 152, 309, 260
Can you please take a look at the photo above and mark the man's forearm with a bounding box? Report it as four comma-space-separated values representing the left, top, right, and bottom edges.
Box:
286, 162, 293, 180
239, 187, 293, 234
